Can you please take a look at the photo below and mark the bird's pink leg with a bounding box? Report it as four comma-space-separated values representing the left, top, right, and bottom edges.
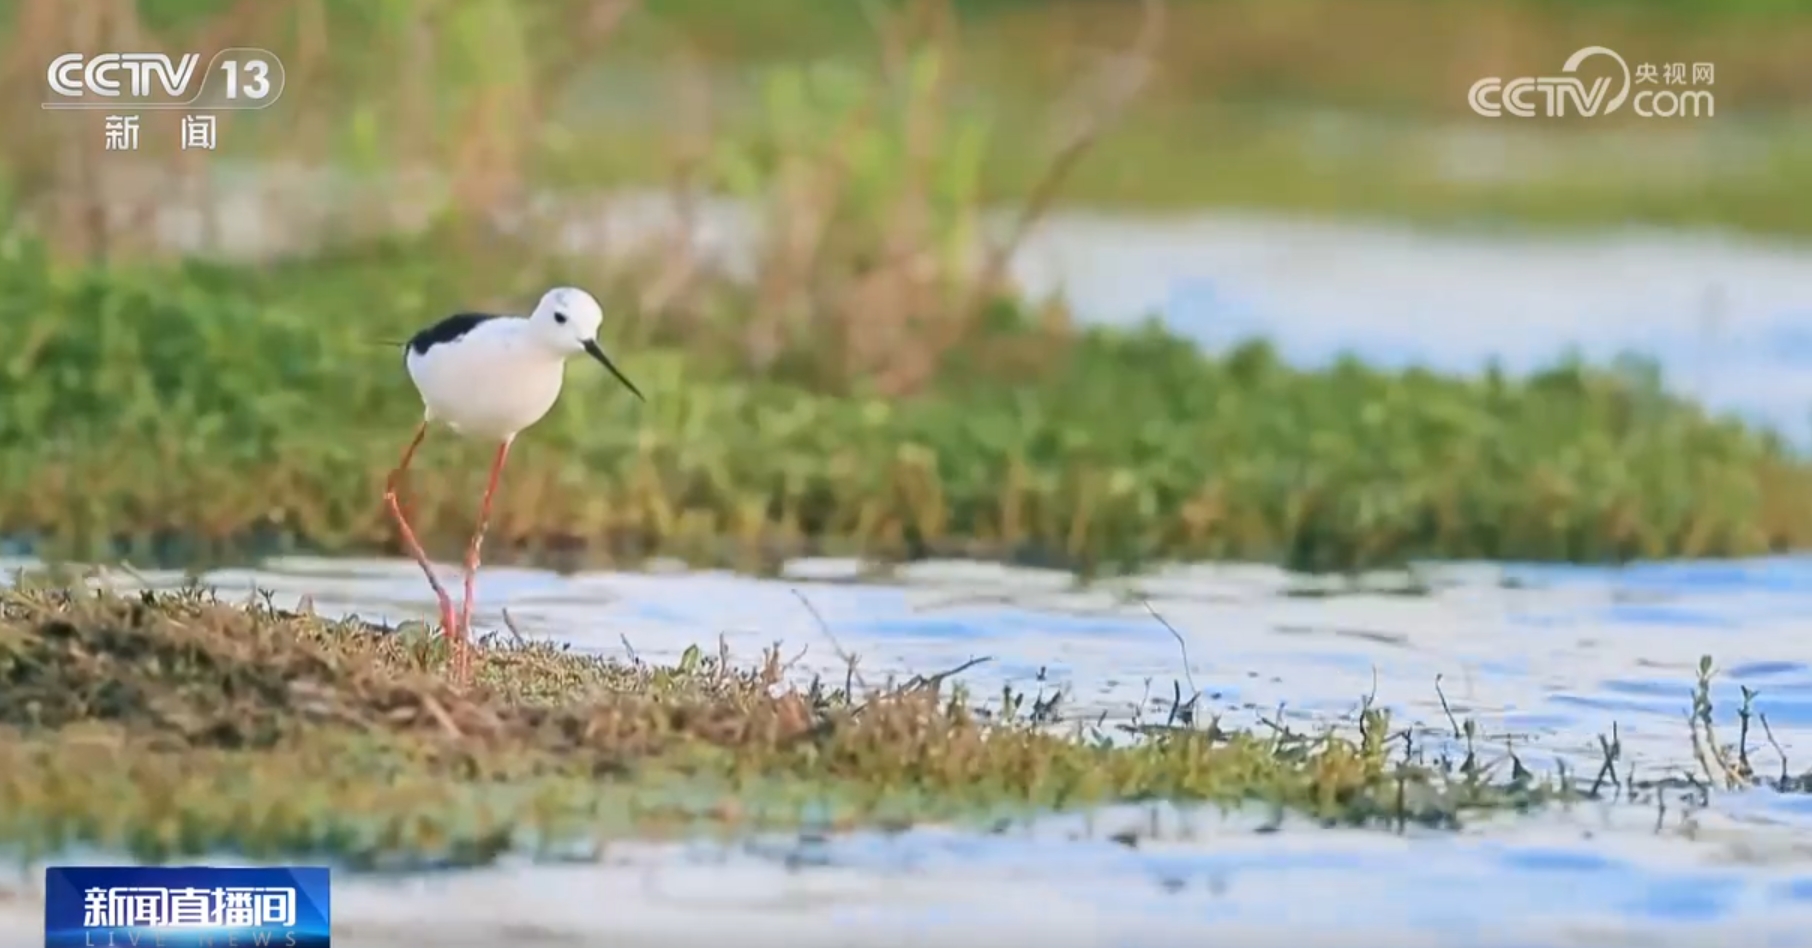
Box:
457, 437, 513, 679
383, 421, 459, 660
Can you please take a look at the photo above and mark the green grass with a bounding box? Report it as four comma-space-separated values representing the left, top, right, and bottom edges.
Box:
0, 582, 1572, 866
2, 236, 1811, 574
3, 1, 1808, 573
3, 582, 1795, 866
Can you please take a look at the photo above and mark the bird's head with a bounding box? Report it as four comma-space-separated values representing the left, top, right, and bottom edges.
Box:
528, 286, 644, 401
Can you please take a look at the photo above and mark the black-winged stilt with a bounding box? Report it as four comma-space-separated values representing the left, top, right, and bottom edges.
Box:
384, 286, 644, 679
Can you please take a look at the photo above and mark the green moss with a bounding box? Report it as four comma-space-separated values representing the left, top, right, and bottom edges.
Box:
0, 584, 1569, 867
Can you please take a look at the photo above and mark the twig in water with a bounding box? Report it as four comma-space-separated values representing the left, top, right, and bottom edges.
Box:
1142, 600, 1198, 701
1434, 674, 1463, 739
791, 587, 868, 692
1688, 709, 1723, 791
499, 608, 528, 647
1756, 711, 1791, 786
1257, 702, 1294, 748
1689, 654, 1749, 790
114, 560, 154, 590
1736, 685, 1757, 781
1505, 736, 1533, 784
1142, 603, 1201, 729
1588, 723, 1621, 796
905, 656, 993, 694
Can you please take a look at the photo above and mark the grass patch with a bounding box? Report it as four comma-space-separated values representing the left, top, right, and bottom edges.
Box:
2, 2, 1808, 574
0, 583, 1569, 869
3, 236, 1810, 574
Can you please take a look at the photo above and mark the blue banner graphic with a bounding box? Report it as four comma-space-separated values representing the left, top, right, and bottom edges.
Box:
43, 866, 330, 948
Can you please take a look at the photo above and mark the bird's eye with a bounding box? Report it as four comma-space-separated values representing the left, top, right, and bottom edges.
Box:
553, 312, 568, 325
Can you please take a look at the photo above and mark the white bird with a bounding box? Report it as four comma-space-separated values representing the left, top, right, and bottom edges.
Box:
383, 286, 644, 680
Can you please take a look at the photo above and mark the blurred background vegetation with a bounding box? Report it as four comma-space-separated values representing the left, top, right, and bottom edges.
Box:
6, 0, 1809, 242
1, 0, 1808, 575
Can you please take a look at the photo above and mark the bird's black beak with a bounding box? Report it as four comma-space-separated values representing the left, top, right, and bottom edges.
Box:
582, 339, 645, 402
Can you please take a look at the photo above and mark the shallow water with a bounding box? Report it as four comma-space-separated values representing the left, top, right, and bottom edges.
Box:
1019, 212, 1812, 437
8, 554, 1812, 945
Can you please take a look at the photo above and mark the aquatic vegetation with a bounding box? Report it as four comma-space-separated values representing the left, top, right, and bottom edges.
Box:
1, 233, 1809, 573
0, 584, 1577, 867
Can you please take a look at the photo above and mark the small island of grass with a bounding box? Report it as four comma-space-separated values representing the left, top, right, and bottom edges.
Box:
0, 583, 1575, 867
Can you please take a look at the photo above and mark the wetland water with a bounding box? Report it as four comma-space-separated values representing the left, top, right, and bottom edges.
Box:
31, 178, 1812, 941
8, 555, 1812, 946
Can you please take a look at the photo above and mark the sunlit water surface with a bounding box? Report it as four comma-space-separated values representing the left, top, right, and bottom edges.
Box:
7, 555, 1812, 946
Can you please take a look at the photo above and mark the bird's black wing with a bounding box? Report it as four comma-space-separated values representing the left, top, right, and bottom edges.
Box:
404, 312, 500, 360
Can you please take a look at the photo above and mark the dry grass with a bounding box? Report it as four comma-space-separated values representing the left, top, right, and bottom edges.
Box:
0, 581, 1574, 867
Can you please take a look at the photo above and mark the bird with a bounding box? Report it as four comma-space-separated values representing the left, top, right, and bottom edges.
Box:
383, 286, 644, 680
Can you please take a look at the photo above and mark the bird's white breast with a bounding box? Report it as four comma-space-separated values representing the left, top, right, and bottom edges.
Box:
406, 322, 566, 441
